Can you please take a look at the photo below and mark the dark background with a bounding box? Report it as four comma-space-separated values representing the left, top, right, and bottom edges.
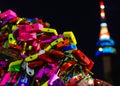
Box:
0, 0, 120, 85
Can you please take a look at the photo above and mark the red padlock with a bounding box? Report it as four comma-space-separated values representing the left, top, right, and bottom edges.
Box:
38, 53, 54, 63
28, 60, 44, 69
65, 81, 76, 86
0, 34, 8, 41
60, 60, 75, 72
86, 59, 94, 74
71, 49, 90, 65
72, 49, 94, 74
9, 17, 19, 23
83, 60, 94, 74
48, 49, 65, 58
9, 44, 22, 51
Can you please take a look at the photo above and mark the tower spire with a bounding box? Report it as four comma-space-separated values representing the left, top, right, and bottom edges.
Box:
99, 0, 110, 40
96, 0, 116, 56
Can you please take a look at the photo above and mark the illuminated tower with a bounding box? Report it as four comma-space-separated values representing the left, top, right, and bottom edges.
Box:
95, 0, 116, 84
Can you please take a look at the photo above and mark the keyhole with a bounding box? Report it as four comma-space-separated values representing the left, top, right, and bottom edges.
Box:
29, 72, 32, 75
10, 37, 12, 40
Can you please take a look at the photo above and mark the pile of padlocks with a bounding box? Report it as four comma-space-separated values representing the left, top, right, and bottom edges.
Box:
0, 9, 113, 86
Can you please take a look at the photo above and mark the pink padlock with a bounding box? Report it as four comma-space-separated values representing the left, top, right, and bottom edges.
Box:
26, 23, 43, 33
19, 32, 37, 41
18, 24, 31, 32
32, 40, 41, 52
11, 72, 20, 84
0, 9, 17, 19
0, 72, 11, 85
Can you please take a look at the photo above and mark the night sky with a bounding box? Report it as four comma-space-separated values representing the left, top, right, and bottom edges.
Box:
0, 0, 120, 85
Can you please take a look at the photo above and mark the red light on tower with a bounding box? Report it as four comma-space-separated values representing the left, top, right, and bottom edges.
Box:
100, 1, 105, 9
100, 1, 106, 19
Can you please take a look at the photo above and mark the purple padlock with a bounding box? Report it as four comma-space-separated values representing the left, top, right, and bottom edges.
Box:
40, 35, 64, 44
51, 35, 64, 40
40, 39, 52, 44
2, 16, 15, 25
0, 61, 8, 68
35, 67, 51, 80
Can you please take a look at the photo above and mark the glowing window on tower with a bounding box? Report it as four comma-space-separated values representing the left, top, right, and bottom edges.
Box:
100, 22, 107, 27
100, 10, 105, 19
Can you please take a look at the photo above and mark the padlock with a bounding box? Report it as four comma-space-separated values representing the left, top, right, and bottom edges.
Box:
85, 59, 94, 74
41, 34, 64, 44
9, 16, 19, 23
26, 62, 34, 76
9, 44, 22, 51
41, 28, 58, 35
17, 73, 30, 86
56, 39, 70, 50
28, 60, 44, 69
38, 53, 54, 63
40, 38, 52, 44
51, 34, 64, 40
10, 72, 20, 84
44, 38, 63, 51
48, 74, 59, 86
8, 60, 23, 72
19, 32, 37, 41
18, 24, 31, 32
8, 33, 17, 45
94, 78, 113, 86
1, 24, 8, 31
70, 73, 83, 83
25, 53, 38, 62
0, 68, 5, 78
21, 42, 27, 55
11, 25, 17, 31
35, 67, 50, 80
37, 34, 51, 42
32, 40, 41, 51
0, 72, 11, 86
63, 31, 77, 45
0, 60, 8, 68
0, 48, 20, 61
38, 19, 50, 28
71, 49, 91, 65
2, 16, 14, 25
41, 80, 48, 86
65, 81, 76, 86
63, 44, 77, 51
48, 49, 65, 58
26, 23, 44, 33
47, 65, 59, 77
16, 17, 23, 24
0, 9, 17, 19
60, 61, 75, 72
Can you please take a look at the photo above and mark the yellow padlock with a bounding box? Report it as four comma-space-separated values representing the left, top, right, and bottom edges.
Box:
41, 28, 58, 35
63, 31, 77, 45
25, 53, 38, 62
